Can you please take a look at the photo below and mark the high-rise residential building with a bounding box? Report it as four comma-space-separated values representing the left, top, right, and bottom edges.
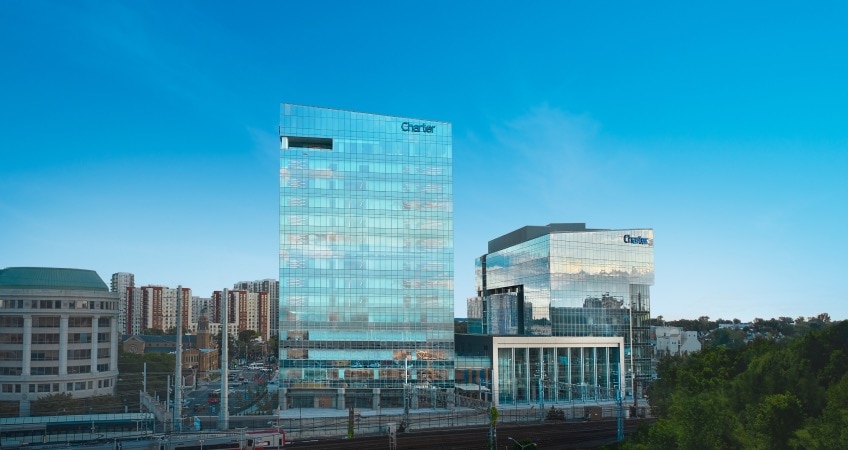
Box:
467, 223, 653, 401
134, 285, 192, 333
127, 288, 143, 335
233, 279, 279, 337
0, 267, 119, 417
210, 291, 224, 324
209, 290, 270, 341
279, 104, 454, 409
190, 296, 211, 324
110, 272, 134, 336
249, 292, 271, 342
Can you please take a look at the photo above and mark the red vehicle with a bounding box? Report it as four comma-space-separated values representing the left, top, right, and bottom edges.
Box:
208, 389, 221, 404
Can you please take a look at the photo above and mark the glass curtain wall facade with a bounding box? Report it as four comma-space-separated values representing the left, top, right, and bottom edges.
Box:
455, 334, 624, 407
494, 340, 622, 405
475, 226, 653, 396
279, 104, 454, 408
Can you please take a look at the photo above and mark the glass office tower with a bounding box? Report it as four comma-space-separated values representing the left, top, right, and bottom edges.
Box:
279, 104, 454, 409
474, 223, 653, 397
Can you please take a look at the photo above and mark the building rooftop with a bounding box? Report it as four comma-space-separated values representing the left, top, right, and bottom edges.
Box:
0, 267, 109, 291
281, 103, 451, 125
488, 223, 608, 253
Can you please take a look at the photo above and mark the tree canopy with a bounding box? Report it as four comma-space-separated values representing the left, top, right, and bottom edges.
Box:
116, 350, 176, 402
625, 320, 848, 449
238, 329, 260, 343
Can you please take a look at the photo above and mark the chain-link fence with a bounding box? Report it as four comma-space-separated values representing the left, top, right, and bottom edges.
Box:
191, 396, 650, 441
1, 390, 651, 447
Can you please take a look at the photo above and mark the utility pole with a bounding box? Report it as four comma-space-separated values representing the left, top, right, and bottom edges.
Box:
141, 362, 147, 414
166, 375, 171, 414
629, 298, 635, 406
539, 354, 544, 420
173, 286, 183, 432
219, 288, 229, 431
401, 357, 410, 431
489, 404, 498, 450
633, 291, 641, 409
616, 388, 624, 442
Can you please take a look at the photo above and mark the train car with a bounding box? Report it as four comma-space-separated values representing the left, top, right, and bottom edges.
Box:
6, 430, 286, 450
129, 430, 286, 450
0, 423, 47, 447
0, 413, 155, 448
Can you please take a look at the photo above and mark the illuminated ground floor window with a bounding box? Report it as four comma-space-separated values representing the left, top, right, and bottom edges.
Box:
455, 335, 624, 407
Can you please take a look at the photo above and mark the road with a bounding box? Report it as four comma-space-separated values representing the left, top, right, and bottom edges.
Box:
183, 368, 274, 416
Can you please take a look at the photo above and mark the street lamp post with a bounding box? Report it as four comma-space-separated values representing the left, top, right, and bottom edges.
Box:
402, 356, 410, 431
539, 354, 544, 421
274, 407, 281, 432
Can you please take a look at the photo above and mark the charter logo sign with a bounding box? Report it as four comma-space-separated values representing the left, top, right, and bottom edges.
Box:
623, 234, 652, 245
401, 122, 436, 133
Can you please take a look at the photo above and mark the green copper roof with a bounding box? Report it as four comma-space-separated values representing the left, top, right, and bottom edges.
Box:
0, 267, 109, 291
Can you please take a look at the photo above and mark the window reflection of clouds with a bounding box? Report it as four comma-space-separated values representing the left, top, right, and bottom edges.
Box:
478, 229, 654, 316
476, 227, 654, 394
279, 105, 454, 389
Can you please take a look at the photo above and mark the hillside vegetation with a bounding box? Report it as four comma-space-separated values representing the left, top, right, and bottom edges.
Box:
623, 320, 848, 449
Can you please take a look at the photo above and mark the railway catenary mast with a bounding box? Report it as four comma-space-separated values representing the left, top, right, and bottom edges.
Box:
220, 288, 230, 430
173, 285, 183, 431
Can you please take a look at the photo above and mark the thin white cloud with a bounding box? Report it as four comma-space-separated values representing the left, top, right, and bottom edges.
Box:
246, 125, 280, 168
67, 2, 248, 112
483, 105, 624, 218
494, 105, 600, 164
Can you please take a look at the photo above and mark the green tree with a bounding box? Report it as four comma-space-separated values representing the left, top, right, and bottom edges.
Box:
628, 321, 848, 449
644, 419, 677, 449
215, 329, 237, 357
238, 329, 259, 344
667, 391, 744, 449
0, 401, 18, 418
117, 350, 176, 402
794, 374, 848, 448
710, 328, 746, 349
30, 393, 82, 415
266, 334, 279, 361
821, 349, 848, 386
237, 329, 260, 360
748, 392, 803, 450
31, 393, 126, 416
88, 395, 122, 413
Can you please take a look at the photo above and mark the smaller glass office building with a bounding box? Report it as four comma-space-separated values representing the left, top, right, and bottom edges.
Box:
471, 223, 654, 398
455, 334, 624, 407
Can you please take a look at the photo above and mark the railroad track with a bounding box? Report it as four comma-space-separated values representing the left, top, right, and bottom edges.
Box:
284, 418, 652, 449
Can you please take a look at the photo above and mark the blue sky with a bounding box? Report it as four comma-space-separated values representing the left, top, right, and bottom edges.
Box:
1, 1, 846, 321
